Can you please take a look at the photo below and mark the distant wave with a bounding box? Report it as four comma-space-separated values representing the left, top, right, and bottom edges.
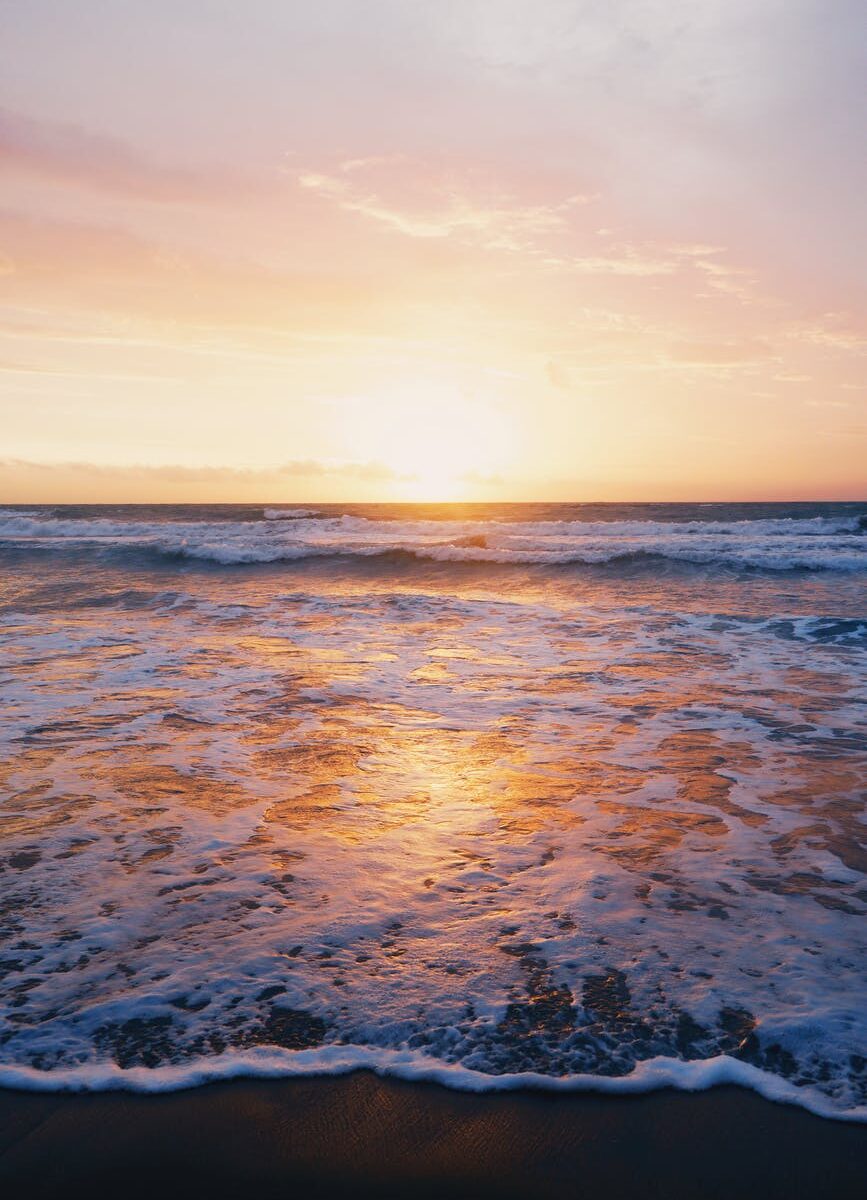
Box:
262, 507, 322, 520
0, 510, 865, 573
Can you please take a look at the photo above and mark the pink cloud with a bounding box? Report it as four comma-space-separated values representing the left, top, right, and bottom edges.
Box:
0, 107, 265, 204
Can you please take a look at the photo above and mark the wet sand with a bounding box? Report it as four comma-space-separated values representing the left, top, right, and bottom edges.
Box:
1, 1073, 865, 1199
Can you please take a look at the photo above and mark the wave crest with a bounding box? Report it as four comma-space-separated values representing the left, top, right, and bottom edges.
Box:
0, 509, 864, 573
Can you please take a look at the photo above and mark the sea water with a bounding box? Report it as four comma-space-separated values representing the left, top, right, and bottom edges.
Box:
0, 502, 865, 1117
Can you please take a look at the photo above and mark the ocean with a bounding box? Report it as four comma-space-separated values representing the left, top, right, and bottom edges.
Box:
0, 501, 865, 1118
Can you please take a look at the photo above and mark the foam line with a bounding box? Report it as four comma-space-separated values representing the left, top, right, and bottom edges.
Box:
1, 1049, 866, 1123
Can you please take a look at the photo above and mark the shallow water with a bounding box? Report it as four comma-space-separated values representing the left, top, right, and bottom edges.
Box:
1, 503, 865, 1116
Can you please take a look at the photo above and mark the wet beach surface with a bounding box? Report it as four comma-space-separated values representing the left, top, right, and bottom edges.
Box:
1, 1073, 867, 1200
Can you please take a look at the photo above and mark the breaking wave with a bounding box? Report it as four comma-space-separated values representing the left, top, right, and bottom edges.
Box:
0, 508, 865, 573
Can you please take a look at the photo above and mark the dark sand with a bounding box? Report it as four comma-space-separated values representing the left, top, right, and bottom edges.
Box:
1, 1073, 865, 1199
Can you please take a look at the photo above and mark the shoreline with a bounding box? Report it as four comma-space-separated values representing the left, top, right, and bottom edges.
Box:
2, 1047, 865, 1123
2, 1072, 866, 1199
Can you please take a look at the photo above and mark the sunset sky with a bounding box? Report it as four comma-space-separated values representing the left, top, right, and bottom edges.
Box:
1, 0, 865, 502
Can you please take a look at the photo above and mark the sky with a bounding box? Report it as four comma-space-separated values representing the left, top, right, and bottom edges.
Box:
1, 0, 865, 502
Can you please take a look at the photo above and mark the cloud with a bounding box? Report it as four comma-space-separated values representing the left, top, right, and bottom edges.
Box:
665, 339, 775, 364
0, 458, 405, 483
459, 469, 505, 486
787, 319, 867, 351
816, 424, 867, 439
564, 253, 677, 277
297, 159, 757, 282
297, 161, 594, 252
276, 459, 406, 481
0, 107, 263, 204
0, 207, 390, 337
545, 360, 572, 390
692, 257, 758, 302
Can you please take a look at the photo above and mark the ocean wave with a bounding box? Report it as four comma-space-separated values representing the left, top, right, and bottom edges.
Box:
1, 1046, 865, 1122
0, 510, 865, 572
165, 543, 867, 572
263, 507, 322, 520
3, 512, 865, 1122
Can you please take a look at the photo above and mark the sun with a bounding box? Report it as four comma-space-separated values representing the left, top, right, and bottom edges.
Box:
340, 381, 515, 502
398, 465, 467, 503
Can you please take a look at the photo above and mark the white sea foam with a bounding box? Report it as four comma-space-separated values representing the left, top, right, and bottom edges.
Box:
1, 1048, 866, 1122
263, 507, 320, 520
0, 510, 863, 570
0, 506, 864, 1118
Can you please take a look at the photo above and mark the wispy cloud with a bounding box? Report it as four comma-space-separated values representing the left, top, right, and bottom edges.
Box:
0, 458, 406, 483
2, 1, 864, 502
297, 160, 593, 252
0, 107, 264, 204
561, 252, 677, 277
297, 158, 759, 283
665, 339, 776, 365
787, 317, 867, 352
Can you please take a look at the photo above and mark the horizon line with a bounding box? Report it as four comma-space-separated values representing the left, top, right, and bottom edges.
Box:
2, 497, 865, 507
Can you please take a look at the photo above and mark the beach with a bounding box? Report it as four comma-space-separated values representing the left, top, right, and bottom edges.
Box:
2, 1073, 867, 1199
1, 501, 865, 1189
4, 0, 866, 1191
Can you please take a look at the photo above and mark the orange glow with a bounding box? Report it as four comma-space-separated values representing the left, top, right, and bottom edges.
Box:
0, 5, 864, 502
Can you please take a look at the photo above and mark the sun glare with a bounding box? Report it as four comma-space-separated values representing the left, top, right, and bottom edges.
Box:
342, 382, 515, 502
